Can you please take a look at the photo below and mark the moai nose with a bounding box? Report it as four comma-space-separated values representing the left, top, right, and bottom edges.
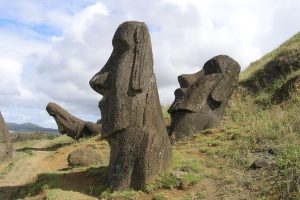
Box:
89, 72, 109, 95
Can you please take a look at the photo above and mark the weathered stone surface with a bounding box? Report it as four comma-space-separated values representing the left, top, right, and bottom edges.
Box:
67, 148, 102, 167
46, 102, 101, 140
168, 55, 240, 141
89, 21, 172, 190
0, 112, 13, 162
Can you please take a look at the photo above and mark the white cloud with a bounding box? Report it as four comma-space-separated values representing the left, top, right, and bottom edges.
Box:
1, 0, 300, 128
0, 58, 22, 95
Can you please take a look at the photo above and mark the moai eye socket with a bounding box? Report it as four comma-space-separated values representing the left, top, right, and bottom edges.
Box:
203, 59, 222, 75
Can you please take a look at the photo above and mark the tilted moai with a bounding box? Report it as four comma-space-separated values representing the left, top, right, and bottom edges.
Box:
90, 21, 172, 190
168, 55, 240, 141
46, 102, 101, 140
0, 112, 13, 162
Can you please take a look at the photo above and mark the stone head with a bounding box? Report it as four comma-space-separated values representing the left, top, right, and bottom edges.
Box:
89, 21, 154, 138
46, 102, 84, 136
169, 55, 240, 114
168, 55, 240, 139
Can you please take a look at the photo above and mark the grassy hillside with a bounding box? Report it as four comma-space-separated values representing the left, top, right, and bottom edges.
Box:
232, 32, 300, 199
239, 32, 300, 105
5, 96, 299, 199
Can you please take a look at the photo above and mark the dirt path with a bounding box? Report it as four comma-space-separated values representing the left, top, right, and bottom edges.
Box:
0, 140, 59, 199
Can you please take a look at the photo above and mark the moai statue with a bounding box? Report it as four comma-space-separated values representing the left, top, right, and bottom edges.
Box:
90, 21, 172, 190
46, 102, 101, 140
0, 112, 13, 162
168, 55, 240, 141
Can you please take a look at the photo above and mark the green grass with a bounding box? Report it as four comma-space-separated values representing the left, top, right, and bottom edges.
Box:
195, 191, 207, 199
152, 192, 168, 200
221, 92, 300, 199
145, 151, 203, 192
99, 189, 140, 200
46, 134, 75, 146
161, 105, 171, 119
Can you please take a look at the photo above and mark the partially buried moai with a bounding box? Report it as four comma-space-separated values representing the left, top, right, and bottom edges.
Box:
0, 112, 13, 162
168, 55, 240, 141
89, 21, 172, 190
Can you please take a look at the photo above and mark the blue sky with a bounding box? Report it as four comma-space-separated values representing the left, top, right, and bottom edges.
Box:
0, 0, 300, 128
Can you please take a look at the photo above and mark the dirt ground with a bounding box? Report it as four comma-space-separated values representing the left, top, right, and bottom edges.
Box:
0, 134, 253, 200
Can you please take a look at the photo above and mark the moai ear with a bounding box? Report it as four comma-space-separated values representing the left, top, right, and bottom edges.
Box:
211, 75, 232, 103
130, 25, 148, 93
211, 60, 240, 103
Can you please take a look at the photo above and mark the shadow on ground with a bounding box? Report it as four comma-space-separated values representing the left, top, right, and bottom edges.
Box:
0, 186, 22, 200
0, 166, 108, 199
16, 142, 74, 152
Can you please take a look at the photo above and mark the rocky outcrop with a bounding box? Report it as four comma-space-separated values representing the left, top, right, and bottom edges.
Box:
46, 102, 101, 140
89, 21, 172, 190
168, 55, 240, 141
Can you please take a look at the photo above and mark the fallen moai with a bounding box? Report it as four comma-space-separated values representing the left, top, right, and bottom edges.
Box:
0, 112, 13, 162
168, 55, 240, 141
46, 102, 101, 140
90, 21, 172, 190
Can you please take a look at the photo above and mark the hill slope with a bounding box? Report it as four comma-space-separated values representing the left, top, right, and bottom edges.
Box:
239, 32, 300, 104
7, 122, 58, 133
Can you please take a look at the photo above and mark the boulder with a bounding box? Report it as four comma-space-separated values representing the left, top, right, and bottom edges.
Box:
67, 148, 102, 167
251, 157, 276, 169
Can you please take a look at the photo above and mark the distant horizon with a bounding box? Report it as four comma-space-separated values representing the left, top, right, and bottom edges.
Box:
1, 0, 300, 128
6, 121, 58, 130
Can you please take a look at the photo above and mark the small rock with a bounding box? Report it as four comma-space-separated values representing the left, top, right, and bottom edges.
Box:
67, 148, 102, 167
250, 157, 276, 169
253, 146, 275, 155
177, 181, 189, 190
171, 170, 188, 179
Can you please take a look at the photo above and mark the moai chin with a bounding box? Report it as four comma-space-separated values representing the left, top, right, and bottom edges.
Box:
0, 112, 13, 162
89, 21, 172, 190
168, 55, 240, 141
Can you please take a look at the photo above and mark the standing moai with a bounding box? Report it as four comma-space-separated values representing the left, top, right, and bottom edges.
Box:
168, 55, 240, 141
0, 112, 13, 162
90, 21, 172, 190
46, 102, 101, 140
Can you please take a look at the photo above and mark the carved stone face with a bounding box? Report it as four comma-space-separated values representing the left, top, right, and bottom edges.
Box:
89, 21, 153, 138
46, 102, 84, 136
46, 102, 101, 139
168, 55, 240, 139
